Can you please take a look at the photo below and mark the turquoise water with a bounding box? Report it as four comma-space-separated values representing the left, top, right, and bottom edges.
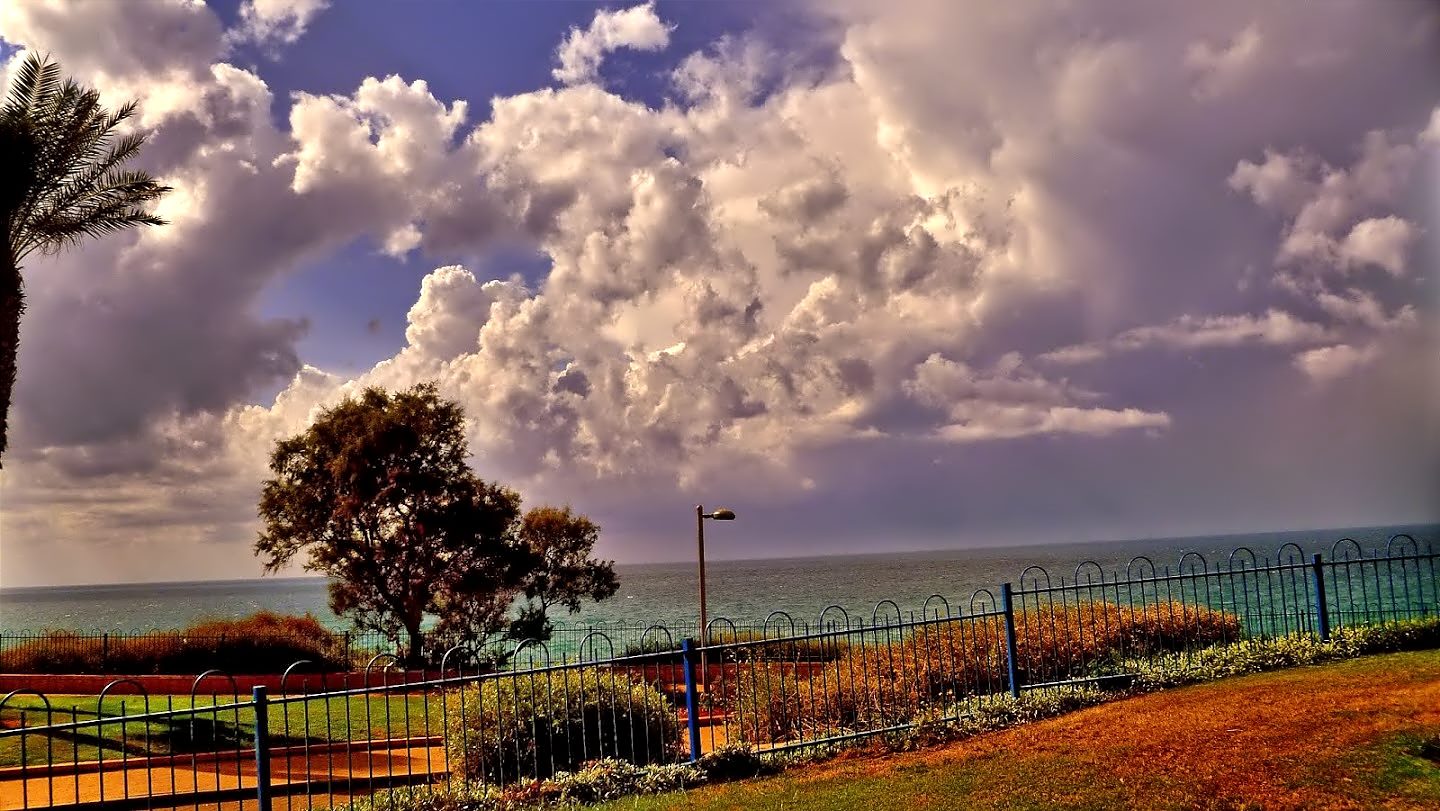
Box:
2, 524, 1433, 634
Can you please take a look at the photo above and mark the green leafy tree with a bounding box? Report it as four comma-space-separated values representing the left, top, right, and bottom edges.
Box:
506, 505, 620, 643
255, 383, 525, 665
0, 53, 170, 465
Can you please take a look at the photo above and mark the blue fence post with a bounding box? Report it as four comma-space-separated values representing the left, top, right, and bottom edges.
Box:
252, 686, 273, 811
1311, 553, 1331, 641
681, 638, 702, 761
1001, 583, 1020, 699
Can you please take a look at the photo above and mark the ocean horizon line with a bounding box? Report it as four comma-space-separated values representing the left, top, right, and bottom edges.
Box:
4, 521, 1433, 594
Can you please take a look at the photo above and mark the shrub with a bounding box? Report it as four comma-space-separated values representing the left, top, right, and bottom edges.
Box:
695, 743, 771, 781
445, 667, 680, 782
619, 632, 847, 663
713, 630, 849, 663
733, 600, 1241, 744
0, 613, 350, 674
1134, 616, 1440, 690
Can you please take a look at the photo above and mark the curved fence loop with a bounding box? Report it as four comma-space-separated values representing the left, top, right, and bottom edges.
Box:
1276, 542, 1306, 565
1227, 547, 1258, 570
1125, 557, 1156, 581
363, 652, 401, 686
507, 638, 551, 670
1177, 552, 1207, 576
576, 631, 616, 663
872, 599, 903, 628
818, 604, 851, 633
1386, 533, 1419, 557
638, 625, 674, 652
704, 617, 739, 644
278, 661, 312, 696
764, 611, 797, 638
97, 678, 150, 716
0, 689, 54, 738
191, 669, 240, 702
1019, 565, 1052, 591
0, 689, 51, 716
922, 594, 951, 619
438, 645, 478, 679
1073, 561, 1106, 585
1330, 538, 1363, 561
969, 588, 997, 614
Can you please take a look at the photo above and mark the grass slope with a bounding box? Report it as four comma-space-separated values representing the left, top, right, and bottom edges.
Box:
600, 650, 1440, 811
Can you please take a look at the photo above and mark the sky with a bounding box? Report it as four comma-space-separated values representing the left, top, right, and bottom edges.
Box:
0, 0, 1437, 587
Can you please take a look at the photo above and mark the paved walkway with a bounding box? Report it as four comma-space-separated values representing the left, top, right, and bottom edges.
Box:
0, 741, 446, 810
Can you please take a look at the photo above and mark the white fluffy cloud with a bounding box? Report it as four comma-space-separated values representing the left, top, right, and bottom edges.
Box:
228, 0, 329, 48
1293, 343, 1383, 383
1, 0, 1437, 584
553, 2, 671, 85
1232, 128, 1425, 279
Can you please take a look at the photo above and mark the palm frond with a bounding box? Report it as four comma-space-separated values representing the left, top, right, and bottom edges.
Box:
17, 169, 170, 259
0, 53, 60, 122
2, 55, 169, 263
13, 132, 147, 240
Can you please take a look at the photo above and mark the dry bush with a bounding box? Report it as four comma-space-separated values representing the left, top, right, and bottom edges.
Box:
0, 612, 349, 674
732, 601, 1240, 744
714, 630, 850, 662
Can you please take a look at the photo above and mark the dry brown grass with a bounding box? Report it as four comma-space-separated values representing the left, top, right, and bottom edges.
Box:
731, 601, 1240, 744
610, 650, 1440, 811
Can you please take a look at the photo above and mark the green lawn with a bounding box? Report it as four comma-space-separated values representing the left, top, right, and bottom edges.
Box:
597, 650, 1440, 811
0, 693, 448, 767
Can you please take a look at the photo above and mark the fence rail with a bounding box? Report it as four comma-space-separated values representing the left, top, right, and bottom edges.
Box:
0, 535, 1435, 810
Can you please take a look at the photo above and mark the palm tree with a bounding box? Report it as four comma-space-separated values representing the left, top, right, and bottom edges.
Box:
0, 54, 170, 465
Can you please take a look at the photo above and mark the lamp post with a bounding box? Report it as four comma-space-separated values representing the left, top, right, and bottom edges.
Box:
696, 505, 735, 685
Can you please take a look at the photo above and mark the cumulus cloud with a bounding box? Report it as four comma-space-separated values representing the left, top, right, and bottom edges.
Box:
1232, 127, 1426, 279
1, 0, 1437, 584
1339, 216, 1417, 276
553, 2, 671, 85
228, 0, 330, 48
1293, 343, 1382, 383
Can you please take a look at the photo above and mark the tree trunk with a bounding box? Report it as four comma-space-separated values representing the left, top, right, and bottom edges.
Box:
0, 254, 22, 469
405, 621, 425, 669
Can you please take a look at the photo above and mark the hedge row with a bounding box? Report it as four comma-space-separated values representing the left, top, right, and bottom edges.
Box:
0, 613, 350, 674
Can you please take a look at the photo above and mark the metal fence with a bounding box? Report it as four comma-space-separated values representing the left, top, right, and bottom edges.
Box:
0, 535, 1435, 810
0, 624, 767, 675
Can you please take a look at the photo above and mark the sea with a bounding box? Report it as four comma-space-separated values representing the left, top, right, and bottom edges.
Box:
1, 524, 1434, 634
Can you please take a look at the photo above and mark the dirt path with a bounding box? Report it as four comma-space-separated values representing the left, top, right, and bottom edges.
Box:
613, 650, 1440, 810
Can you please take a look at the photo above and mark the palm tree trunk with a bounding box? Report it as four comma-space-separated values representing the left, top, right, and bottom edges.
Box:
0, 253, 22, 468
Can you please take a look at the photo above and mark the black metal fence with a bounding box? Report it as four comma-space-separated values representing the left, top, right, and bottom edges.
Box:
0, 535, 1435, 810
0, 624, 766, 675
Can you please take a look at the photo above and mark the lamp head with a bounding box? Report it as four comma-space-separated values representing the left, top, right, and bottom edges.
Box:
708, 508, 736, 521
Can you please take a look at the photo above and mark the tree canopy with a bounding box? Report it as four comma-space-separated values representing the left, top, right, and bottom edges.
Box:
508, 506, 620, 642
256, 382, 617, 664
0, 53, 170, 465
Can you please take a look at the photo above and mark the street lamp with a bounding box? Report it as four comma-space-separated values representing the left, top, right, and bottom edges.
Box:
696, 505, 736, 656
